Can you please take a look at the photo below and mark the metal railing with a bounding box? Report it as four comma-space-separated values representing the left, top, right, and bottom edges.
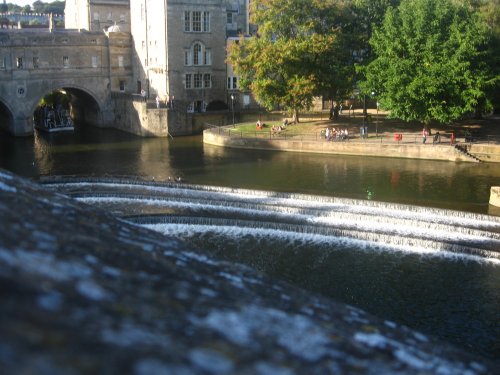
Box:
206, 126, 465, 145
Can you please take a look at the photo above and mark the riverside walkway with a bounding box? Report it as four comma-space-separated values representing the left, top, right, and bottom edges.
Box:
204, 111, 500, 163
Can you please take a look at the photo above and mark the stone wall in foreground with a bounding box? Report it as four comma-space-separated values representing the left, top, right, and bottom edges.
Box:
0, 169, 496, 374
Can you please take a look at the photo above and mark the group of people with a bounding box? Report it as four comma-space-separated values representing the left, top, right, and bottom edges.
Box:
325, 127, 349, 141
422, 127, 442, 144
256, 118, 289, 132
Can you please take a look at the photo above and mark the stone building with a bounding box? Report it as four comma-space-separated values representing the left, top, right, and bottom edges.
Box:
131, 0, 245, 114
65, 0, 130, 32
65, 0, 256, 114
0, 27, 132, 135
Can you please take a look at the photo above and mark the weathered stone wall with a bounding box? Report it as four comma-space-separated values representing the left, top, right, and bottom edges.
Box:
204, 129, 481, 163
469, 144, 500, 163
0, 29, 133, 136
113, 95, 169, 136
0, 169, 496, 374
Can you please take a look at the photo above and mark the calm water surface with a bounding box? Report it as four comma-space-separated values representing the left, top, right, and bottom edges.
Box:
1, 127, 499, 359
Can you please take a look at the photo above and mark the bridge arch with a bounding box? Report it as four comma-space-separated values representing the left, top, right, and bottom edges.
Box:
33, 85, 103, 130
0, 99, 14, 134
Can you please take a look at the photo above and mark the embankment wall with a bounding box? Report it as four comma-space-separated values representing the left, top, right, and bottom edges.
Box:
204, 130, 485, 163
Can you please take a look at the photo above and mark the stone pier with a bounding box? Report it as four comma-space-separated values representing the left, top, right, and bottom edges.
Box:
490, 186, 500, 207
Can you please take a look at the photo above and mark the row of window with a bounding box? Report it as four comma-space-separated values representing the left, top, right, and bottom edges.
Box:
5, 55, 125, 69
185, 43, 211, 66
185, 73, 212, 89
184, 11, 210, 33
93, 12, 126, 22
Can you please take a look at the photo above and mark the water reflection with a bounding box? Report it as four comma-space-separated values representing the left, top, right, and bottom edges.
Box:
2, 127, 500, 215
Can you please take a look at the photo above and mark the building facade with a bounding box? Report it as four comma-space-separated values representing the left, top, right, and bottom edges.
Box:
0, 28, 132, 135
131, 0, 248, 114
65, 0, 130, 32
66, 0, 253, 115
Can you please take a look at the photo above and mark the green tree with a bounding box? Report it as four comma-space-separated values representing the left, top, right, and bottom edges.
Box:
32, 1, 45, 13
1, 2, 8, 13
362, 0, 497, 124
227, 0, 355, 122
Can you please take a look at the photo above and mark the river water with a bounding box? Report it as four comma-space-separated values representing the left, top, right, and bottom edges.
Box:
1, 127, 499, 359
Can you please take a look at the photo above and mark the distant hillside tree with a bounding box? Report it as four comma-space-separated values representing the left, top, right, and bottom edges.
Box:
362, 0, 497, 124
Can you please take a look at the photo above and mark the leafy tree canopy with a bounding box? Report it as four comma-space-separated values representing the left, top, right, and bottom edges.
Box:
227, 0, 355, 122
4, 1, 64, 14
361, 0, 497, 124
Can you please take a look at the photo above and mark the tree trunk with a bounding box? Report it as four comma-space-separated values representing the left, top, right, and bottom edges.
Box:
292, 108, 300, 123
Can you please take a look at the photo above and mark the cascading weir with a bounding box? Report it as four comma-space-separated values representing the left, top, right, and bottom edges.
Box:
41, 177, 500, 262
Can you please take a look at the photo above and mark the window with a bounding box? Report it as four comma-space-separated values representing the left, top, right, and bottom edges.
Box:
186, 43, 210, 66
203, 73, 211, 88
227, 12, 233, 24
192, 11, 201, 32
119, 80, 125, 91
63, 56, 69, 67
185, 74, 192, 89
16, 57, 23, 69
33, 57, 39, 69
227, 76, 238, 89
93, 12, 99, 21
92, 56, 98, 68
184, 11, 210, 32
204, 50, 211, 65
107, 12, 112, 21
0, 57, 5, 70
193, 43, 201, 65
120, 14, 125, 23
194, 73, 202, 88
203, 12, 210, 32
118, 55, 124, 68
185, 11, 191, 31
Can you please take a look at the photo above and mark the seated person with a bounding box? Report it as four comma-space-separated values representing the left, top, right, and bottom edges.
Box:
256, 120, 263, 129
433, 132, 441, 144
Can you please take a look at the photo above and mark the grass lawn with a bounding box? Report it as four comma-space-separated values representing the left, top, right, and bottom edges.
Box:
233, 120, 329, 137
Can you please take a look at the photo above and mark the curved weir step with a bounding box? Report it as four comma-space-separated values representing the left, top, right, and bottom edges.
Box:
41, 177, 500, 262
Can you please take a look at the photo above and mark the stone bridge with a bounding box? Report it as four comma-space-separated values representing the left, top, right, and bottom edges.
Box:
0, 28, 131, 136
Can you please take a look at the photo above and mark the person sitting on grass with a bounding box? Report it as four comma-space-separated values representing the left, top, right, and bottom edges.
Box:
433, 132, 441, 144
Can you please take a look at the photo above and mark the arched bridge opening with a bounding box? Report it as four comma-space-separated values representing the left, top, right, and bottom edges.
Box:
0, 100, 14, 135
63, 87, 101, 127
33, 87, 102, 133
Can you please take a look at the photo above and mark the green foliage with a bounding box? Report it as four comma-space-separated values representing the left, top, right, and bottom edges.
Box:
227, 0, 355, 121
6, 1, 65, 14
362, 0, 497, 124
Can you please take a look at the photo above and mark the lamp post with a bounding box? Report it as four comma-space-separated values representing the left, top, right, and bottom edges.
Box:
371, 91, 377, 136
362, 94, 367, 138
230, 94, 235, 127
